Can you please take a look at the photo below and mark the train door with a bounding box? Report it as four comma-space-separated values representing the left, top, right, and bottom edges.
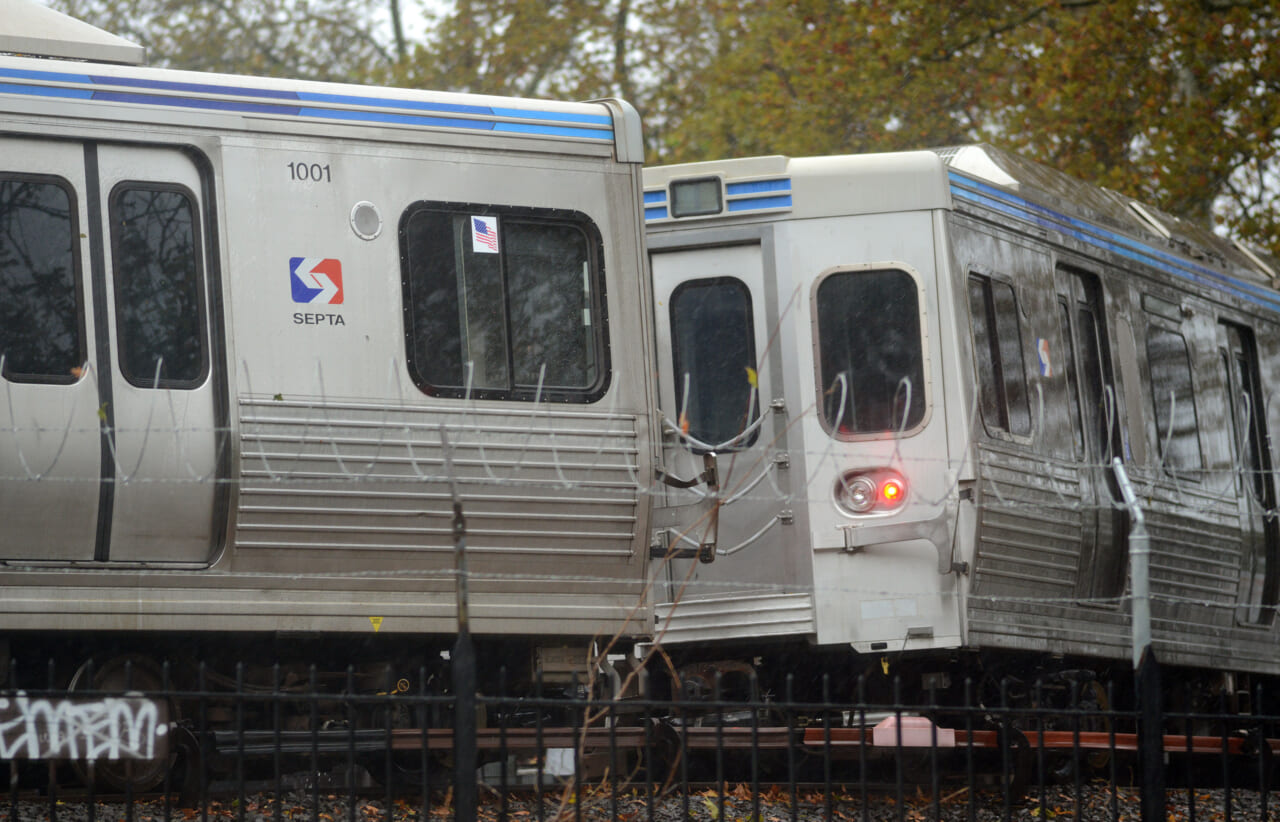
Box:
1056, 267, 1127, 604
0, 137, 101, 560
1219, 321, 1279, 625
94, 145, 220, 563
650, 242, 776, 562
0, 138, 221, 564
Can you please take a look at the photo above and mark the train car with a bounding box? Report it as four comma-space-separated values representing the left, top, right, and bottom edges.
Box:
0, 0, 657, 708
642, 146, 1280, 705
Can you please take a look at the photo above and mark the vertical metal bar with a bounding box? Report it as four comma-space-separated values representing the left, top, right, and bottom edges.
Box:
1071, 679, 1082, 818
125, 655, 136, 819
164, 660, 174, 822
237, 661, 246, 822
572, 674, 582, 822
928, 681, 940, 822
821, 675, 831, 822
1032, 679, 1045, 814
498, 667, 508, 822
892, 676, 903, 822
1221, 687, 1233, 822
420, 665, 431, 822
200, 662, 210, 822
715, 672, 725, 822
346, 666, 357, 822
642, 670, 654, 822
274, 663, 283, 822
309, 666, 319, 822
1113, 457, 1164, 822
50, 658, 61, 822
1000, 678, 1012, 822
857, 675, 868, 822
750, 671, 760, 822
1185, 680, 1196, 822
608, 680, 618, 822
8, 664, 15, 819
1258, 683, 1270, 822
679, 681, 689, 822
964, 678, 976, 822
785, 675, 797, 822
1108, 681, 1119, 822
383, 667, 393, 821
441, 425, 476, 822
534, 671, 544, 822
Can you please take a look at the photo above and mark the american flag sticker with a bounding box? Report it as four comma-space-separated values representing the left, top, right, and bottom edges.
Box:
471, 216, 499, 254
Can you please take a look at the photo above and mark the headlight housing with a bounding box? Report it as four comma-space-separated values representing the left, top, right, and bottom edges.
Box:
835, 469, 908, 515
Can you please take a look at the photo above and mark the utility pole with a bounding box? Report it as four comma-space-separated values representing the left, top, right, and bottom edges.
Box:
1113, 458, 1164, 822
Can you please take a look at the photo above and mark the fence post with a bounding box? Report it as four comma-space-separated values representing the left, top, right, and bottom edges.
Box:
442, 427, 477, 822
1112, 458, 1164, 822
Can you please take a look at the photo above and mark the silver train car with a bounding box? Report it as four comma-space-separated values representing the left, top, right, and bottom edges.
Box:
643, 146, 1280, 702
0, 4, 657, 690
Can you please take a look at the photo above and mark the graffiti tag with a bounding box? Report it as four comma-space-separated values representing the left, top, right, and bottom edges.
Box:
0, 693, 167, 761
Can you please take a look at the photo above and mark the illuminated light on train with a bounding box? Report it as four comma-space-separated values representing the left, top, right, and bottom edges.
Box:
834, 470, 907, 515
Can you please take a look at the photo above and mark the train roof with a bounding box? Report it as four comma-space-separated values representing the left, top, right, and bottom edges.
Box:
939, 144, 1278, 288
0, 0, 641, 162
1, 0, 144, 65
645, 145, 1277, 288
642, 151, 952, 223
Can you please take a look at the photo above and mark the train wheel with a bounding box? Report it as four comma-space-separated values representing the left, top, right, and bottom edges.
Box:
67, 654, 176, 793
1044, 679, 1111, 783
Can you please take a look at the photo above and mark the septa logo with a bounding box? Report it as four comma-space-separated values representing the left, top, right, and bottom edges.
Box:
290, 257, 344, 304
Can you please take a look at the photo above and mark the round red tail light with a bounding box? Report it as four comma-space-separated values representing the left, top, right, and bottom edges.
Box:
880, 477, 906, 507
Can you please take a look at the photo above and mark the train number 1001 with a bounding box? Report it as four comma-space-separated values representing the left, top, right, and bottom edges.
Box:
288, 162, 332, 183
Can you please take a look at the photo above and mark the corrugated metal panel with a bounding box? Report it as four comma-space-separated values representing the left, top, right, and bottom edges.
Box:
970, 447, 1083, 597
653, 593, 815, 645
235, 399, 641, 556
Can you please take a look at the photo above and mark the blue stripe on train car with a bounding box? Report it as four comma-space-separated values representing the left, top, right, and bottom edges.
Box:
0, 67, 614, 141
727, 194, 792, 212
949, 173, 1280, 315
726, 179, 791, 196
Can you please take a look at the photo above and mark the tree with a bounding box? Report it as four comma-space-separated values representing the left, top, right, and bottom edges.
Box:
48, 0, 395, 81
639, 0, 1280, 258
384, 1, 635, 100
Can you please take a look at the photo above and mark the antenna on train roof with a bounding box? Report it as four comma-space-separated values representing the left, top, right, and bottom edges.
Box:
0, 0, 145, 66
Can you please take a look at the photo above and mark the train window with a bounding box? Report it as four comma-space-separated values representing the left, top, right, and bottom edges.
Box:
1058, 301, 1084, 457
400, 202, 608, 402
967, 274, 1031, 437
816, 267, 925, 436
1145, 325, 1201, 476
109, 184, 207, 388
0, 175, 85, 383
670, 277, 759, 450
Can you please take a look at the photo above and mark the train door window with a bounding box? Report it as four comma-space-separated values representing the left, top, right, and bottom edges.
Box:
1054, 300, 1085, 455
815, 266, 926, 436
400, 202, 608, 403
1144, 323, 1202, 477
1057, 300, 1084, 457
967, 273, 1031, 437
1220, 321, 1278, 626
109, 184, 207, 388
0, 175, 85, 383
669, 277, 759, 450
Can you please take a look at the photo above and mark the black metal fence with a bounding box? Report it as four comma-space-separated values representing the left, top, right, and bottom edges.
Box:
1, 662, 1275, 822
